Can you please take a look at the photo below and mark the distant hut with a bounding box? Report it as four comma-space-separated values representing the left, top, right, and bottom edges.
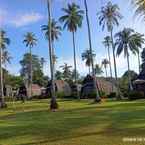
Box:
27, 84, 42, 97
133, 72, 145, 94
81, 75, 117, 99
45, 80, 71, 98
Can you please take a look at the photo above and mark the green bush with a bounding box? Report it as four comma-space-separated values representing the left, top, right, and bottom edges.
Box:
99, 91, 106, 98
107, 92, 117, 98
123, 92, 129, 98
128, 91, 145, 100
88, 91, 97, 99
56, 92, 65, 98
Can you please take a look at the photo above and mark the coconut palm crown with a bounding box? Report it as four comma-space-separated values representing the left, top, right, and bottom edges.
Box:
59, 3, 84, 32
98, 1, 122, 32
41, 19, 61, 42
23, 32, 37, 48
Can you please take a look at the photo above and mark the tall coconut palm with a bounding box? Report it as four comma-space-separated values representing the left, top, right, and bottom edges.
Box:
46, 0, 58, 110
41, 19, 61, 67
103, 36, 113, 78
98, 1, 122, 97
84, 0, 101, 102
103, 36, 114, 91
115, 28, 144, 90
102, 59, 109, 78
59, 3, 84, 84
133, 0, 145, 17
82, 49, 96, 74
0, 30, 10, 108
132, 33, 145, 73
2, 51, 12, 68
23, 32, 37, 98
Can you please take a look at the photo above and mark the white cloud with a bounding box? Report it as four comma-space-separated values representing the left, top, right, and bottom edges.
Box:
10, 12, 44, 27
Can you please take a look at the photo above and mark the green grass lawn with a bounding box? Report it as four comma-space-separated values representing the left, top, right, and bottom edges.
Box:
1, 99, 145, 145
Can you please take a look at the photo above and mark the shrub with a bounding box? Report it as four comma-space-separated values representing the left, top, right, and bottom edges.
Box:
107, 92, 117, 98
56, 92, 65, 98
128, 91, 145, 100
99, 91, 106, 98
123, 92, 129, 98
88, 91, 97, 99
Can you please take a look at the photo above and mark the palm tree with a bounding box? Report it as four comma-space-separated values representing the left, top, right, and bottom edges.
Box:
103, 36, 113, 78
41, 19, 61, 67
103, 36, 114, 91
23, 32, 37, 98
0, 30, 10, 108
2, 51, 12, 68
101, 59, 109, 78
45, 0, 58, 110
59, 3, 84, 84
84, 0, 101, 102
82, 49, 96, 74
133, 0, 145, 18
115, 28, 145, 90
94, 64, 103, 76
60, 63, 72, 81
98, 1, 122, 97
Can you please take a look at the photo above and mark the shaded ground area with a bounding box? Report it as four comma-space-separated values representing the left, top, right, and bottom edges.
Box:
1, 99, 145, 145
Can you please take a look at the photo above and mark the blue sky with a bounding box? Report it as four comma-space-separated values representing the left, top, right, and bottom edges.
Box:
0, 0, 144, 77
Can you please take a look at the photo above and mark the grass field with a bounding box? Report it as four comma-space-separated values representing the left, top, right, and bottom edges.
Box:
1, 99, 145, 145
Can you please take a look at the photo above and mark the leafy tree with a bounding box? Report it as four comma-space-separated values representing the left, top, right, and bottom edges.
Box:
5, 75, 23, 89
23, 32, 37, 97
82, 49, 96, 74
55, 70, 63, 80
20, 53, 47, 87
71, 69, 80, 82
115, 28, 144, 90
0, 30, 10, 108
59, 3, 84, 83
119, 70, 138, 93
60, 63, 72, 81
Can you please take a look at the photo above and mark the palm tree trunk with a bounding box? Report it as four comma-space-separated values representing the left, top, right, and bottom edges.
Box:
127, 50, 133, 91
0, 46, 5, 108
105, 67, 107, 78
52, 42, 56, 80
137, 51, 141, 73
107, 45, 113, 91
110, 29, 120, 99
88, 66, 91, 75
72, 32, 77, 84
72, 32, 79, 99
84, 0, 100, 102
47, 0, 57, 110
29, 46, 32, 98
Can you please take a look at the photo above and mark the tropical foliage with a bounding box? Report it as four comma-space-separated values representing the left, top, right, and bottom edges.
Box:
82, 49, 96, 74
115, 28, 144, 90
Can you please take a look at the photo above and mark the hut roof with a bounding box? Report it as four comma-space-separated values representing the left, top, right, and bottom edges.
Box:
134, 71, 145, 84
